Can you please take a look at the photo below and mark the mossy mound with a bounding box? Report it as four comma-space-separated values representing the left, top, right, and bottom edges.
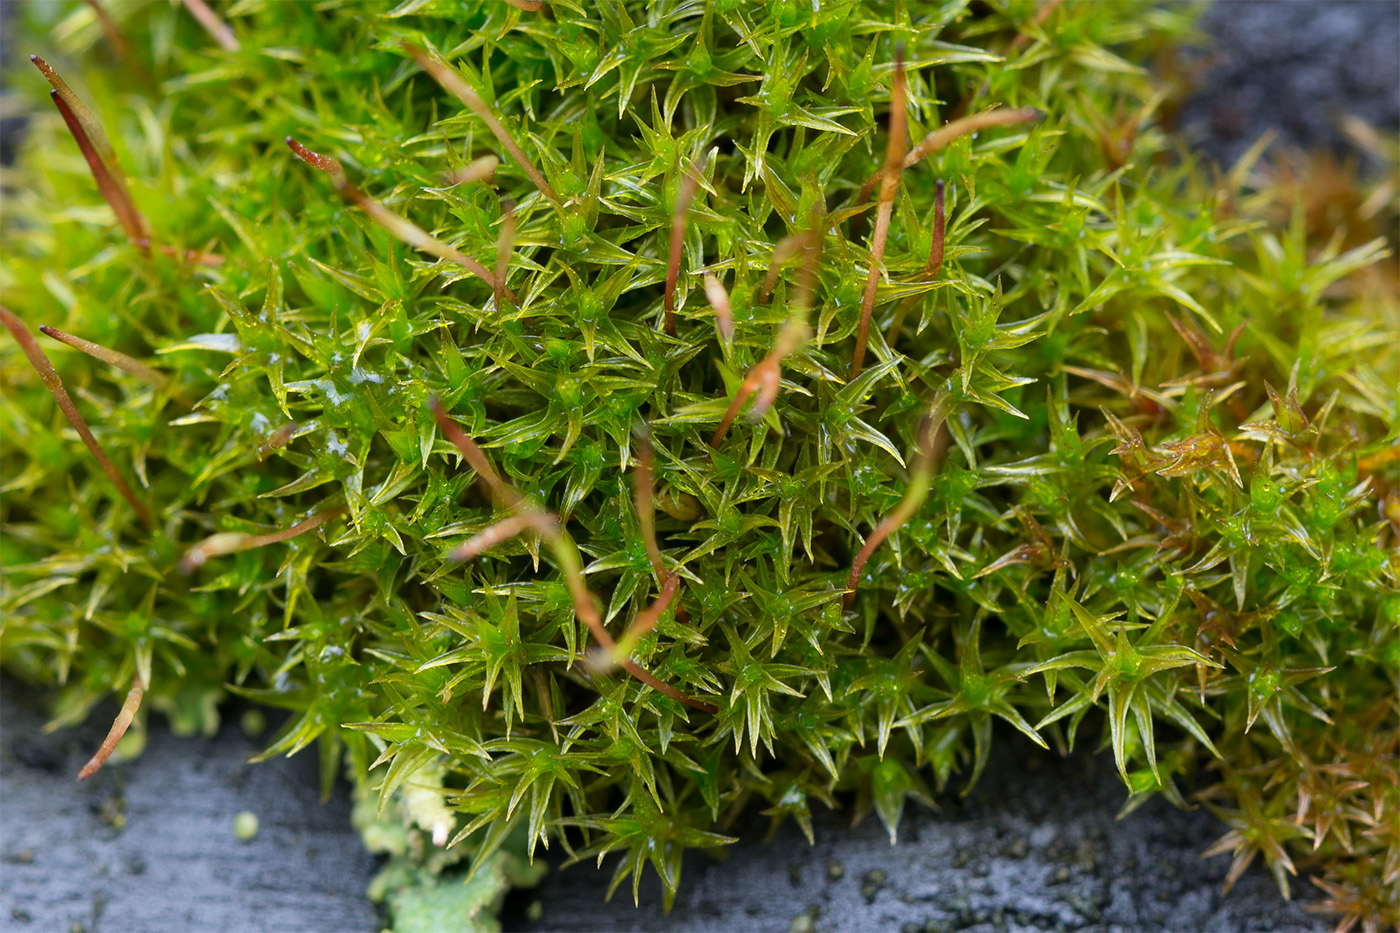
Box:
2, 1, 1396, 925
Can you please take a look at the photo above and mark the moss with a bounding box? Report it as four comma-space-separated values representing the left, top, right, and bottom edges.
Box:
1, 0, 1397, 927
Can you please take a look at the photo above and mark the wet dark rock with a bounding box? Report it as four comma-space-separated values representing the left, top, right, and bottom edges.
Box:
1179, 0, 1400, 168
0, 677, 379, 933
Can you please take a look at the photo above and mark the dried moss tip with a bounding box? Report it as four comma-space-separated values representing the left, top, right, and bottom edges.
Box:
39, 326, 168, 390
178, 508, 345, 575
703, 273, 735, 346
77, 680, 144, 781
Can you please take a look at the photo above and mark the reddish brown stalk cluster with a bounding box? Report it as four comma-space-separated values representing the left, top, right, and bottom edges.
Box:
842, 56, 1040, 376
0, 306, 153, 527
851, 51, 909, 379
712, 211, 822, 447
178, 508, 346, 575
664, 157, 708, 336
403, 44, 560, 206
286, 137, 507, 297
429, 400, 715, 714
844, 392, 952, 610
77, 677, 145, 781
33, 55, 220, 265
32, 54, 149, 244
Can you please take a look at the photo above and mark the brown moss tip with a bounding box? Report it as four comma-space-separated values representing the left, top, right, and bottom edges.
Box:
285, 136, 344, 177
177, 508, 344, 576
40, 69, 150, 244
77, 680, 144, 781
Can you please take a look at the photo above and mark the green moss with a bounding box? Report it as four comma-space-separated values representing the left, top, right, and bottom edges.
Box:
2, 0, 1397, 927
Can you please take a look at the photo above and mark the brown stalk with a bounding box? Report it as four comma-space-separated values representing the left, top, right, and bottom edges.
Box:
884, 178, 946, 349
35, 56, 219, 262
859, 106, 1044, 203
404, 44, 560, 206
634, 428, 693, 626
430, 400, 715, 713
256, 421, 299, 460
428, 398, 524, 511
179, 508, 343, 574
503, 0, 544, 9
844, 392, 951, 610
625, 572, 678, 644
33, 54, 150, 245
77, 677, 144, 780
703, 273, 735, 346
1, 305, 153, 527
179, 0, 241, 52
30, 54, 120, 176
287, 137, 505, 296
49, 89, 147, 243
605, 571, 680, 666
709, 315, 809, 449
664, 157, 707, 336
178, 507, 345, 574
38, 326, 167, 390
851, 51, 908, 380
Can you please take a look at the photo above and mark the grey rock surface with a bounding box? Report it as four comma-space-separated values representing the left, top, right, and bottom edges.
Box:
1178, 0, 1400, 168
502, 737, 1321, 933
0, 678, 380, 933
